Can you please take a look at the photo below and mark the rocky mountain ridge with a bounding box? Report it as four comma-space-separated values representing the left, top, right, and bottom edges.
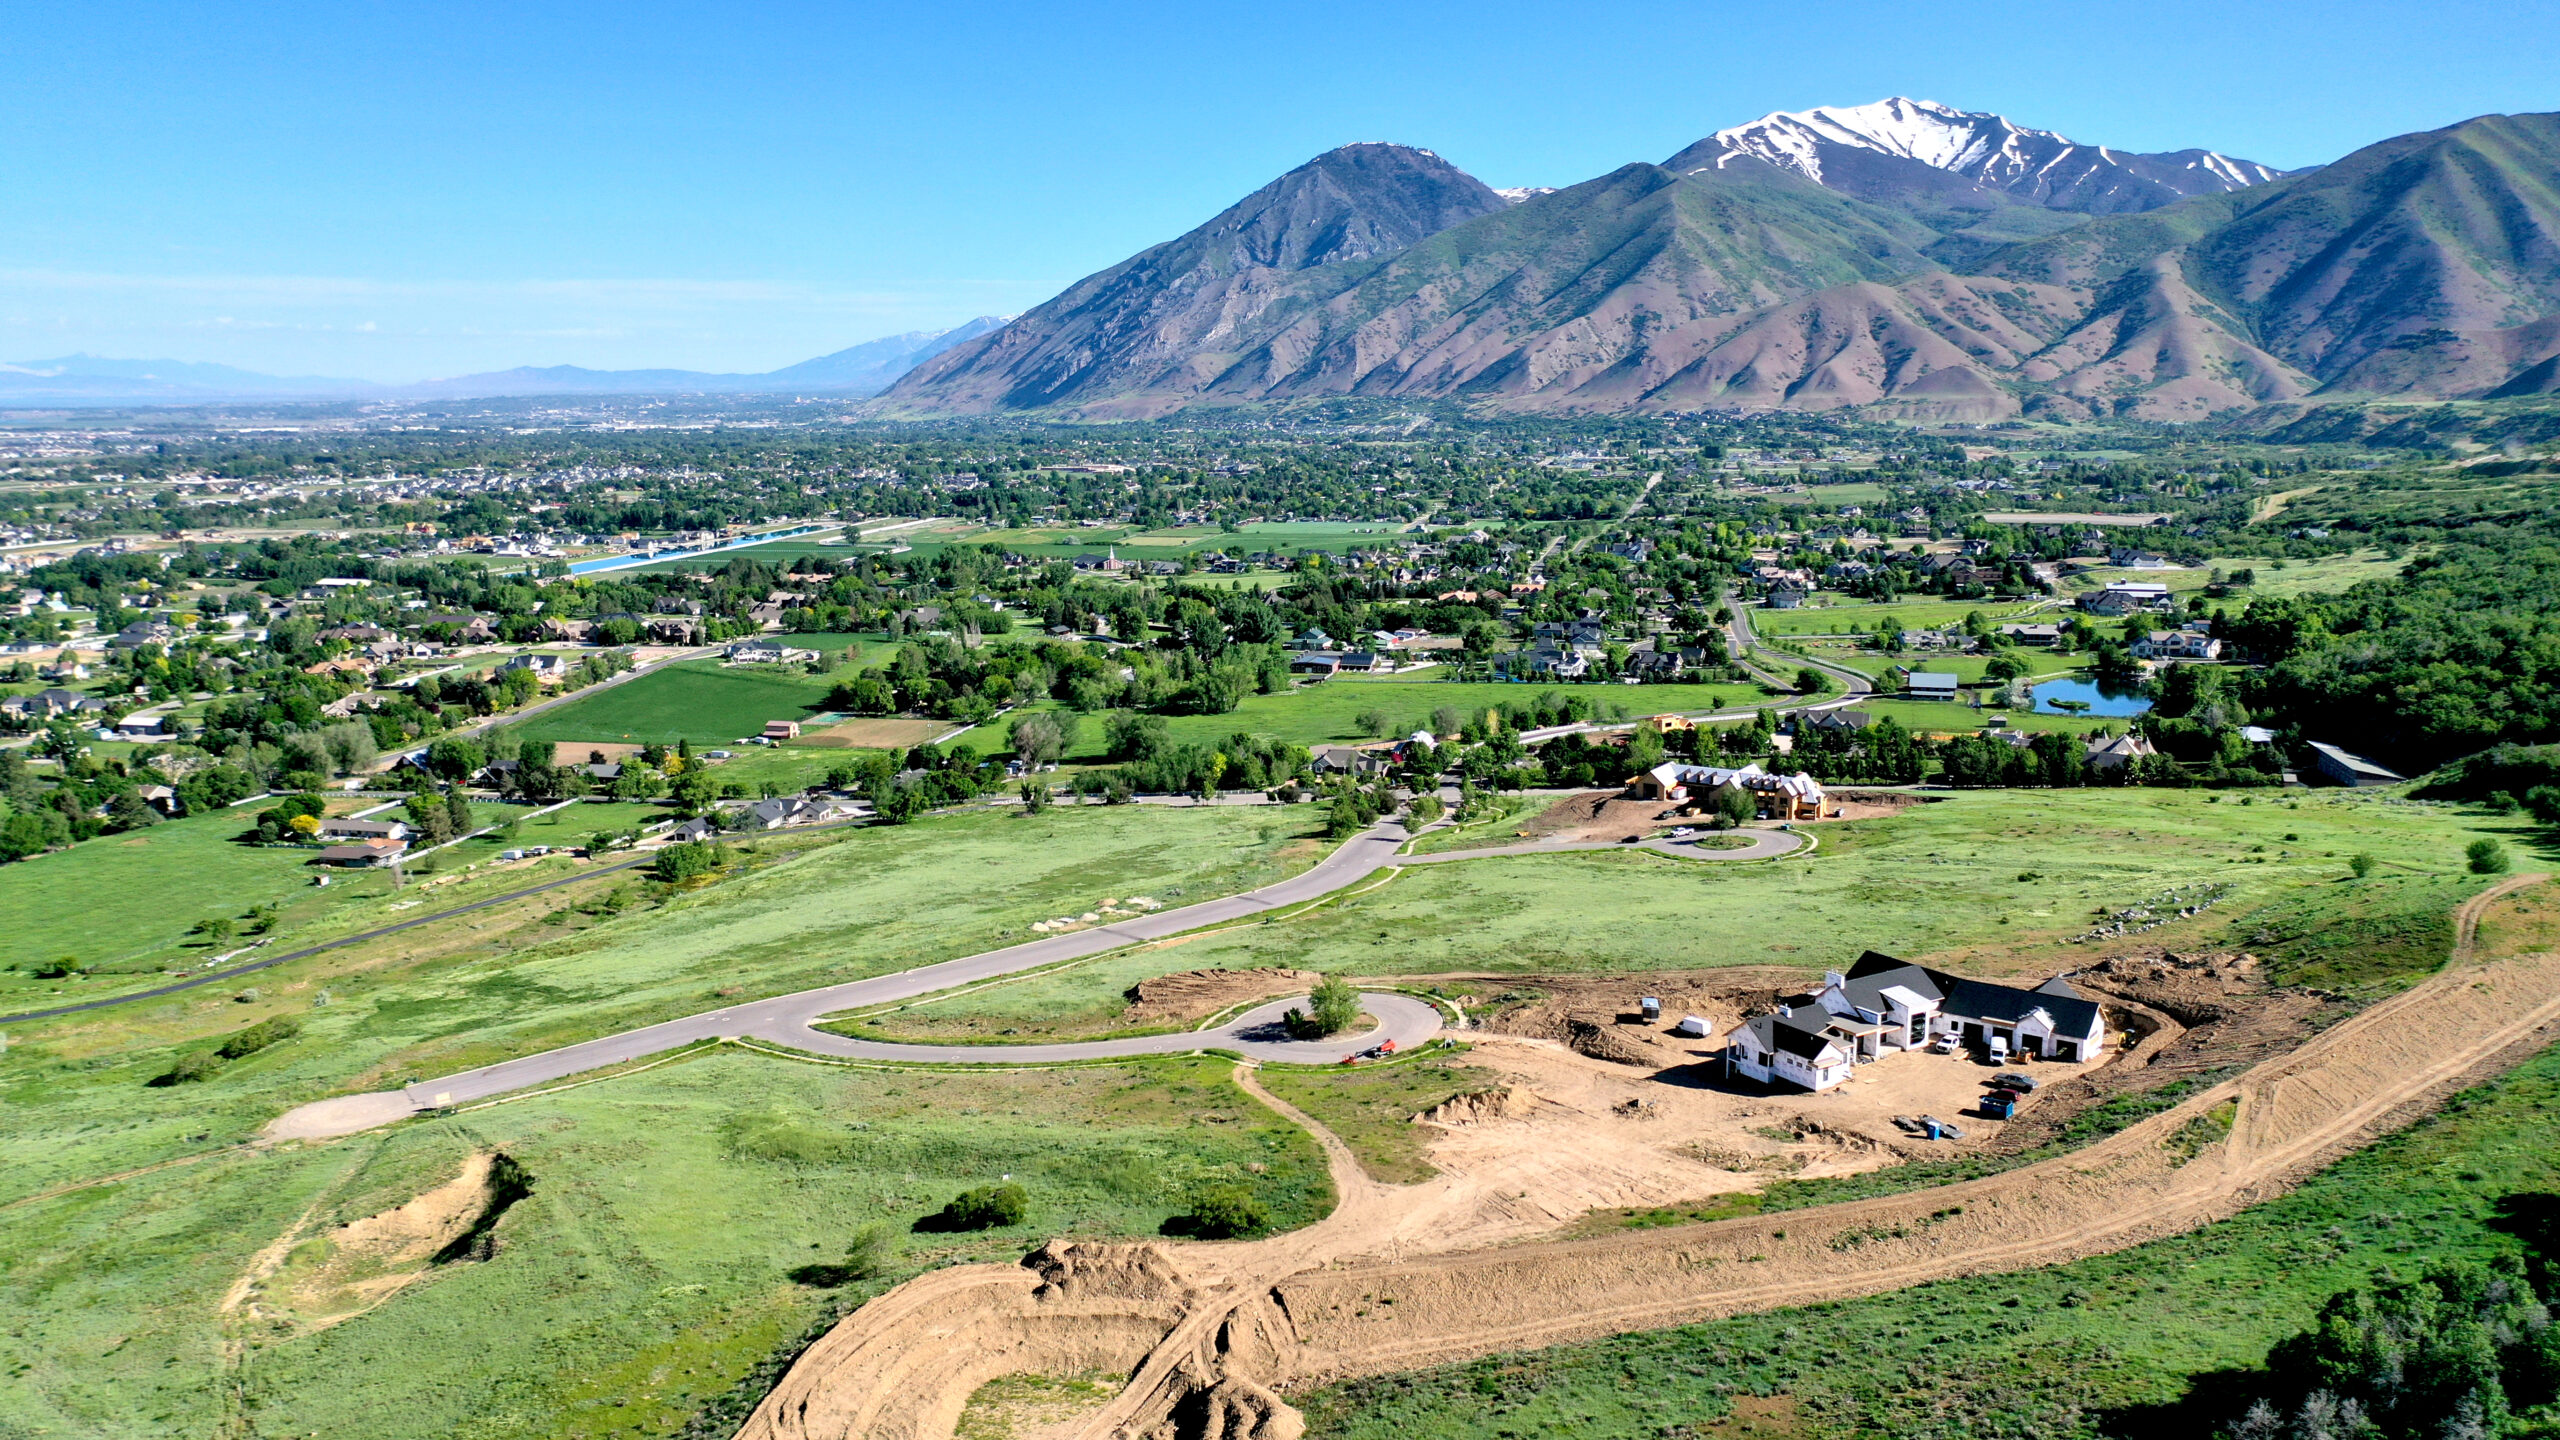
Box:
886, 103, 2560, 421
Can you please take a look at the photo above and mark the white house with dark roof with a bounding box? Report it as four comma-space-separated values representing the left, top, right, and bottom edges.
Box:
1725, 950, 2110, 1091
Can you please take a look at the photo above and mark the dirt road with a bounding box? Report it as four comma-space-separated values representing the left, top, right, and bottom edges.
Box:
731, 875, 2560, 1440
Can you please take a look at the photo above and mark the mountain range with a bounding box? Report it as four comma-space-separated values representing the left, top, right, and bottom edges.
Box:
886, 100, 2560, 421
0, 316, 1009, 406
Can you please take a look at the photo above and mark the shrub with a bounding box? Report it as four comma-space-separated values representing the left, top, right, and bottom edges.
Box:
215, 1015, 303, 1060
652, 841, 718, 883
2466, 838, 2511, 874
2349, 853, 2375, 879
917, 1182, 1029, 1232
148, 1050, 223, 1087
1165, 1184, 1267, 1239
1286, 974, 1363, 1038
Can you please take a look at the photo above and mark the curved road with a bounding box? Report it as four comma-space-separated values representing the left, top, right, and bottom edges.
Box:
269, 818, 1810, 1140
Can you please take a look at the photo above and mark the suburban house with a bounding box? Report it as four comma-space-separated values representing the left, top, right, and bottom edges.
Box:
499, 652, 569, 680
1288, 651, 1343, 677
2079, 582, 2173, 616
1311, 744, 1390, 778
318, 817, 411, 842
726, 639, 816, 664
312, 836, 409, 867
1626, 761, 1828, 820
2308, 741, 2404, 787
1903, 671, 1960, 701
1765, 586, 1809, 610
2132, 630, 2222, 661
761, 720, 803, 741
1996, 623, 2063, 647
1724, 951, 2110, 1091
2083, 732, 2159, 772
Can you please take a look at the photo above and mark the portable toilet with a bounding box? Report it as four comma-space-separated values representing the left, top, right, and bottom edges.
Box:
1640, 997, 1661, 1022
1674, 1015, 1712, 1039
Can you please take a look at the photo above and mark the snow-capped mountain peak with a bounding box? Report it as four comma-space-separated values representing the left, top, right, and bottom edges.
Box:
1682, 96, 2287, 215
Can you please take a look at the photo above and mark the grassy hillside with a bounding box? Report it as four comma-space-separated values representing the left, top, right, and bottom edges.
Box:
822, 789, 2532, 1044
0, 1052, 1328, 1440
0, 803, 1330, 1201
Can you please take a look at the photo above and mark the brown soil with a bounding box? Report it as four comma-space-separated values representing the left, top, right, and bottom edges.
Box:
732, 878, 2560, 1440
224, 1152, 503, 1337
1123, 968, 1323, 1026
1826, 790, 1926, 823
1517, 790, 1686, 844
803, 717, 953, 750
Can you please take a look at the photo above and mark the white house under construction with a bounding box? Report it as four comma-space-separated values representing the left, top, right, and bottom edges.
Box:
1725, 950, 2110, 1092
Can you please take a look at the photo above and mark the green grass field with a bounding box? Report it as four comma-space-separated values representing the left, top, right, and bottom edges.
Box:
885, 791, 2526, 1028
1750, 595, 2049, 638
0, 1050, 1330, 1440
1102, 681, 1777, 756
0, 803, 1332, 1203
1301, 1028, 2560, 1440
0, 798, 533, 986
1258, 1051, 1499, 1183
515, 659, 838, 746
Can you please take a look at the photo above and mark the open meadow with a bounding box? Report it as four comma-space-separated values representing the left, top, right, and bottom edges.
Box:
0, 802, 1331, 1199
819, 789, 2538, 1049
0, 1050, 1329, 1440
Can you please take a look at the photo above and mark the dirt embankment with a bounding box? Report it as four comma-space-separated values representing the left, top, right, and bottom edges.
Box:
1124, 969, 1322, 1027
1467, 968, 1800, 1066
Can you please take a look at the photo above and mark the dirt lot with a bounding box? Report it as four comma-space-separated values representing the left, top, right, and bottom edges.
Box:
1517, 787, 1923, 843
1122, 967, 1320, 1025
802, 717, 953, 749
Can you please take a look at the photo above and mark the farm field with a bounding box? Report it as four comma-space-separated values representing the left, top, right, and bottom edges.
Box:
513, 658, 837, 746
0, 1050, 1330, 1440
0, 802, 1333, 1199
1301, 1030, 2560, 1440
0, 798, 560, 1007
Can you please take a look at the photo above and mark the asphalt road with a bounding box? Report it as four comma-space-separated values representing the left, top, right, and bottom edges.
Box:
266, 814, 1811, 1140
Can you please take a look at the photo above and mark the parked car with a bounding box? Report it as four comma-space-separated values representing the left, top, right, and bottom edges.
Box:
1989, 1073, 2040, 1092
1928, 1035, 1960, 1055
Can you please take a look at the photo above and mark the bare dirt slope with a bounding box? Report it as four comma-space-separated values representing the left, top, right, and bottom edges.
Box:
733, 876, 2559, 1440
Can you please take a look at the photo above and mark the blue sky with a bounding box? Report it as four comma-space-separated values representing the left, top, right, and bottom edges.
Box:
4, 0, 2551, 381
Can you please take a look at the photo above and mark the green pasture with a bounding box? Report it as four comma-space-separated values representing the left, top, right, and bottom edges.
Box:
895, 791, 2521, 1022
513, 659, 838, 746
1107, 680, 1771, 755
0, 1050, 1329, 1440
0, 803, 1331, 1201
1749, 595, 2050, 637
1303, 1029, 2560, 1440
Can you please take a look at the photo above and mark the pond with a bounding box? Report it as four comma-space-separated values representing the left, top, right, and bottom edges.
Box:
2028, 676, 2153, 718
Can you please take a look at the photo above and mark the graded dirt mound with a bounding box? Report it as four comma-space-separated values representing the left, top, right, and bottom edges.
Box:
1413, 1087, 1536, 1127
1125, 969, 1323, 1026
1564, 1017, 1665, 1067
735, 1241, 1200, 1440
